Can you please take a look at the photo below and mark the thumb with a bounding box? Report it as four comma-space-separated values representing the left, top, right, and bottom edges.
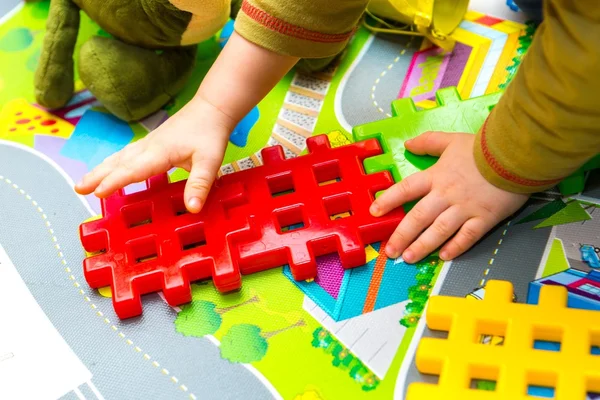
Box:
184, 156, 222, 213
405, 131, 455, 157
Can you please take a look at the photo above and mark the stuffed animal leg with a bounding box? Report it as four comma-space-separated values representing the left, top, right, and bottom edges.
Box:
34, 0, 80, 109
78, 37, 197, 121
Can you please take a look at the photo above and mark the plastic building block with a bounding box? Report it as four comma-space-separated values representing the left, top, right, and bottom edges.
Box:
407, 280, 600, 400
559, 154, 600, 196
352, 87, 501, 183
220, 134, 405, 281
80, 175, 258, 319
80, 135, 404, 318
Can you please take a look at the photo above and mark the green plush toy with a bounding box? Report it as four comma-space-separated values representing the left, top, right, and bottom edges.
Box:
33, 0, 338, 123
33, 0, 244, 122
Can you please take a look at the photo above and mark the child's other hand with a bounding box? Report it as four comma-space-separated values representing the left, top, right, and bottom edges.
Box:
370, 132, 529, 263
74, 98, 233, 213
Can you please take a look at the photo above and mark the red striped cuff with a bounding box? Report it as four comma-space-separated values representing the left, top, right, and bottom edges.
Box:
240, 1, 355, 44
479, 118, 562, 188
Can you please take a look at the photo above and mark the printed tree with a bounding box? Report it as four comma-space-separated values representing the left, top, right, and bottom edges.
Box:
311, 327, 380, 391
499, 21, 538, 89
175, 295, 259, 337
407, 284, 430, 303
220, 319, 306, 363
0, 28, 34, 52
404, 301, 424, 315
400, 256, 442, 328
331, 343, 354, 368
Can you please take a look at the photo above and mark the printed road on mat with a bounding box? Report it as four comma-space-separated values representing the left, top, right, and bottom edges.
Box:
0, 141, 277, 400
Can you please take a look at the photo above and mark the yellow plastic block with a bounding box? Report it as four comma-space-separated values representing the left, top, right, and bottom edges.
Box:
0, 98, 74, 147
407, 280, 600, 400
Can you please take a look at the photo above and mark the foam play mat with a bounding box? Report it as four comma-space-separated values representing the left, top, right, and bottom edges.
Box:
1, 2, 600, 399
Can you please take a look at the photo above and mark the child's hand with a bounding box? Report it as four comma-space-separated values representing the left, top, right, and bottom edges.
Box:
370, 131, 529, 263
75, 32, 298, 213
75, 98, 233, 213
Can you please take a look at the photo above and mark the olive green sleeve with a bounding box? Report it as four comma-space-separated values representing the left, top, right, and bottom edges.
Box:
233, 0, 369, 58
473, 0, 600, 193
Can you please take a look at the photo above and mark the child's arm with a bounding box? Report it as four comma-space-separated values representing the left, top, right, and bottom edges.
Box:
472, 0, 600, 194
76, 0, 369, 212
76, 32, 298, 212
372, 0, 600, 263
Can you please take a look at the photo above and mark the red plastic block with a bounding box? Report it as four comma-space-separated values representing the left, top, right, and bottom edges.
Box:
80, 175, 258, 319
221, 135, 405, 281
80, 135, 404, 319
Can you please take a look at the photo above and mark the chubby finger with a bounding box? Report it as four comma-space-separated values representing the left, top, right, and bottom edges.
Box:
439, 217, 493, 260
76, 141, 146, 194
385, 193, 449, 259
184, 155, 222, 213
75, 152, 122, 195
405, 131, 455, 157
370, 171, 432, 217
402, 206, 467, 263
94, 151, 168, 198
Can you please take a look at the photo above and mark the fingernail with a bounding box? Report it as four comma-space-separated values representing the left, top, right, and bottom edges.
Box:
385, 243, 398, 259
188, 197, 202, 212
440, 251, 449, 260
403, 250, 414, 263
370, 203, 380, 216
96, 183, 105, 193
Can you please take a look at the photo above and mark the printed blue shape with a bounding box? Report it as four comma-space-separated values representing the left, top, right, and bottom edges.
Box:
229, 106, 259, 148
533, 340, 560, 352
374, 259, 417, 310
283, 265, 340, 317
527, 385, 554, 398
581, 244, 600, 269
336, 264, 375, 320
283, 242, 415, 321
60, 110, 134, 169
506, 0, 520, 12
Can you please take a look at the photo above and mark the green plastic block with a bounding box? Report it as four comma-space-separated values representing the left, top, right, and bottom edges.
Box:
352, 87, 502, 182
558, 153, 600, 196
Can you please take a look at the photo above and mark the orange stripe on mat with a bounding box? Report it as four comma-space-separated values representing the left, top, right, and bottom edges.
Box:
362, 242, 388, 314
